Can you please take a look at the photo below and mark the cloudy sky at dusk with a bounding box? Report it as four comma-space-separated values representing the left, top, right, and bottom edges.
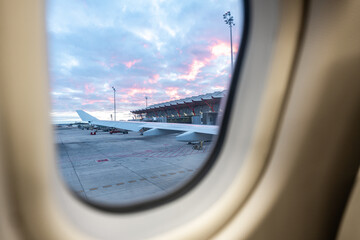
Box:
47, 0, 243, 123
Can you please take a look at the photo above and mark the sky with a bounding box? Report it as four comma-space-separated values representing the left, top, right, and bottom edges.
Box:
47, 0, 243, 123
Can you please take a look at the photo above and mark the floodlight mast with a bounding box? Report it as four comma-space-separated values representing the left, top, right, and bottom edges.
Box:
223, 11, 235, 72
112, 86, 116, 121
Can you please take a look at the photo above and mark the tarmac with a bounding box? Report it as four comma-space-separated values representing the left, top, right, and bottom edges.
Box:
55, 127, 212, 206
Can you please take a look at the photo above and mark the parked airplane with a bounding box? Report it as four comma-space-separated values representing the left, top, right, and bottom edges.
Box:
76, 110, 218, 142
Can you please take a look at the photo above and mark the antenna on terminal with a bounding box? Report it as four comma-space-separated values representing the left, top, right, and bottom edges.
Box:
145, 96, 149, 108
112, 86, 116, 121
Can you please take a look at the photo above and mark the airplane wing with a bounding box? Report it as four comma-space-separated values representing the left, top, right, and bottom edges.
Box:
76, 110, 218, 142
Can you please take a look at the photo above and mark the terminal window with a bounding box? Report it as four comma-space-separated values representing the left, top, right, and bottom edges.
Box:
48, 0, 243, 208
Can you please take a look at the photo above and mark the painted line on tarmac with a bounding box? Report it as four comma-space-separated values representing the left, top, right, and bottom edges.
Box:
110, 145, 210, 159
80, 169, 195, 193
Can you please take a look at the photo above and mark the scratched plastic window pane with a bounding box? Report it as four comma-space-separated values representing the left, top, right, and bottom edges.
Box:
48, 0, 242, 206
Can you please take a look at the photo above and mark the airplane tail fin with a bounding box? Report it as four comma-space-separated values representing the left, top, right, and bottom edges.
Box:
76, 110, 99, 122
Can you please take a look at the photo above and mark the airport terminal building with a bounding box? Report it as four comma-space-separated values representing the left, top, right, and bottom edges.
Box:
131, 90, 227, 125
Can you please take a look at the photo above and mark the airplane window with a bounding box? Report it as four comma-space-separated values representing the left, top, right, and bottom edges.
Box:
47, 0, 243, 209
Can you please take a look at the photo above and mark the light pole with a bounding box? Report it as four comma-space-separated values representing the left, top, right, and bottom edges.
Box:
112, 86, 116, 121
145, 96, 148, 108
223, 11, 235, 72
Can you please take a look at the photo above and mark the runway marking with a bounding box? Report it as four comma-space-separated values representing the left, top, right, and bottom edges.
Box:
69, 144, 210, 162
96, 159, 109, 163
111, 145, 210, 159
85, 169, 195, 192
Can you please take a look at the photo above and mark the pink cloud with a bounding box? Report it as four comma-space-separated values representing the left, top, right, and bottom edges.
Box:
211, 42, 230, 57
183, 89, 193, 95
179, 60, 206, 81
143, 44, 149, 48
97, 56, 122, 69
123, 59, 142, 68
211, 85, 225, 91
108, 95, 132, 104
148, 74, 159, 84
81, 99, 106, 105
215, 69, 228, 77
177, 40, 237, 82
165, 87, 181, 100
85, 84, 95, 94
125, 87, 157, 97
210, 41, 238, 57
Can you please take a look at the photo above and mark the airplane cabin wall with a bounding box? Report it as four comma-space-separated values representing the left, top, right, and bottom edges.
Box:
214, 0, 360, 239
